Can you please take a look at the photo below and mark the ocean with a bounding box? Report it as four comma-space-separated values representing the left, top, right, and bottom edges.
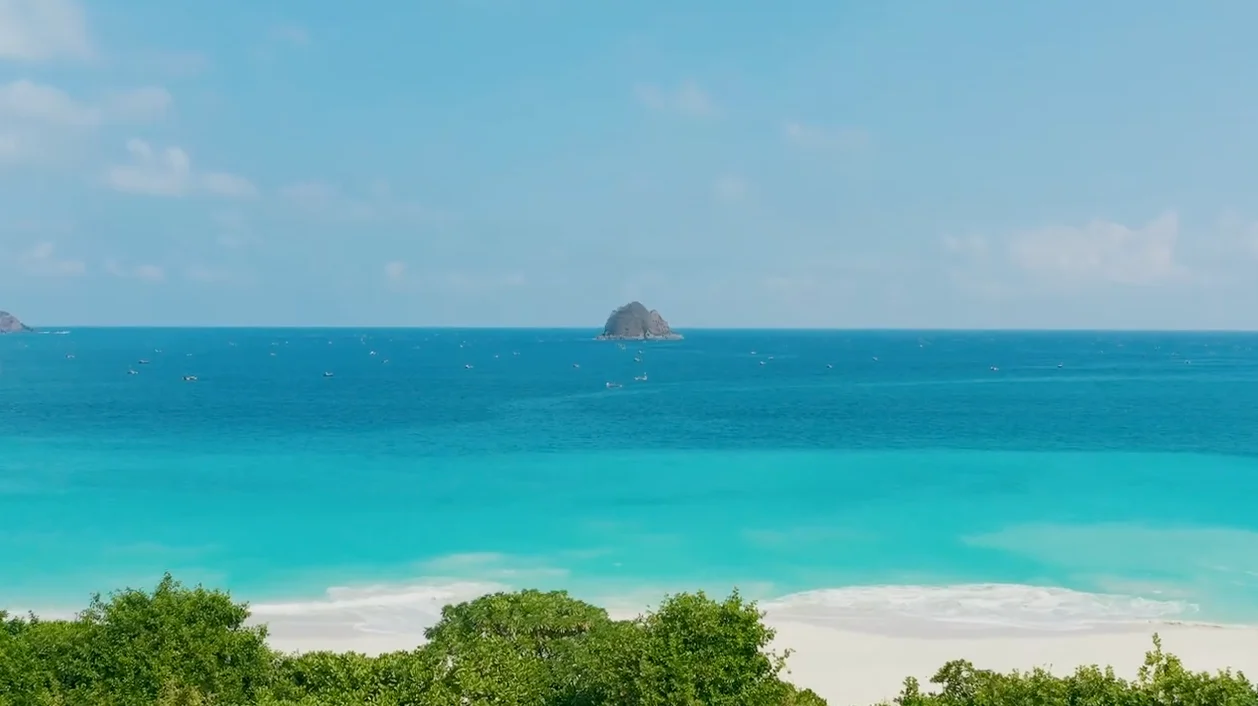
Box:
3, 328, 1258, 637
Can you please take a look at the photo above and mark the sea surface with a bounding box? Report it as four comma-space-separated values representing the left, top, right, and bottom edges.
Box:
3, 328, 1258, 635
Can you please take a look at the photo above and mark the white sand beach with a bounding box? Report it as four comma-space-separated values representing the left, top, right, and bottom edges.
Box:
767, 621, 1258, 705
256, 583, 1258, 706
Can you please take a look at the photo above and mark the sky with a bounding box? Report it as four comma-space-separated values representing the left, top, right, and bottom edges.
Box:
3, 0, 1258, 328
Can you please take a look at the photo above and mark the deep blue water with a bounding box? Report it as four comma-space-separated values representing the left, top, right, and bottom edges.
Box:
2, 328, 1257, 627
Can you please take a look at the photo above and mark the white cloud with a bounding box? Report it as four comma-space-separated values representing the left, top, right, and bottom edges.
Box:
1008, 212, 1183, 286
0, 131, 22, 161
8, 79, 168, 127
280, 180, 431, 223
272, 24, 310, 46
100, 86, 172, 123
0, 82, 170, 169
0, 0, 92, 62
212, 211, 250, 250
633, 81, 717, 117
1217, 212, 1258, 260
16, 241, 85, 277
105, 139, 256, 199
383, 261, 407, 281
947, 212, 1188, 288
782, 121, 869, 151
712, 175, 748, 204
201, 171, 258, 198
105, 139, 188, 195
184, 265, 232, 283
104, 258, 165, 281
941, 233, 989, 259
282, 181, 373, 219
0, 80, 96, 126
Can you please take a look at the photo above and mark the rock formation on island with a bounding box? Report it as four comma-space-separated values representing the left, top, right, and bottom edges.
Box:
0, 311, 32, 334
596, 301, 682, 340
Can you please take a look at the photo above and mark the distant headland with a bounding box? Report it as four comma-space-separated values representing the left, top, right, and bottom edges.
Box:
0, 311, 31, 334
596, 301, 682, 341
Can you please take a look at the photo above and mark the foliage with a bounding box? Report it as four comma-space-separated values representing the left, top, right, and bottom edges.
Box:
891, 634, 1258, 706
1, 576, 1257, 705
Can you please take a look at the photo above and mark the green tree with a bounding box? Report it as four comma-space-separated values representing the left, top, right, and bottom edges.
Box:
418, 589, 612, 706
75, 573, 272, 705
588, 590, 797, 706
891, 634, 1258, 706
10, 575, 1258, 706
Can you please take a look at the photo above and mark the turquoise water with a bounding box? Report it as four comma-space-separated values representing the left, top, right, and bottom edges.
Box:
3, 328, 1258, 629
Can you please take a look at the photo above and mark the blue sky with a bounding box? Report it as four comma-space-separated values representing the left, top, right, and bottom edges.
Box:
2, 0, 1258, 328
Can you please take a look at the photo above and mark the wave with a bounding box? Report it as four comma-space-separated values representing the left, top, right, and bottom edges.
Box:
762, 583, 1201, 634
248, 580, 1208, 653
251, 580, 506, 640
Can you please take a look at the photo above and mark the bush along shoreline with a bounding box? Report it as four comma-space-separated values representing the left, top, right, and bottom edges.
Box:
2, 575, 1256, 705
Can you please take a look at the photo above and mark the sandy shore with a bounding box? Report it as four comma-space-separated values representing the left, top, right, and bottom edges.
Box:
260, 608, 1258, 706
767, 621, 1258, 705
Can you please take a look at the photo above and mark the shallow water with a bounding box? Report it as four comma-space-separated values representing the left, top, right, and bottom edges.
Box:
2, 328, 1257, 631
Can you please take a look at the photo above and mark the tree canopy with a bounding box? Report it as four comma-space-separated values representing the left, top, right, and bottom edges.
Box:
0, 575, 1254, 705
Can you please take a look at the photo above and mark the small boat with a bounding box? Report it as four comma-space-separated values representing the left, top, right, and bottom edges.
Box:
989, 366, 999, 372
634, 373, 648, 382
826, 363, 833, 369
572, 363, 580, 369
464, 363, 474, 369
323, 371, 334, 377
65, 354, 75, 359
605, 381, 622, 389
137, 359, 150, 365
127, 369, 139, 375
182, 375, 198, 382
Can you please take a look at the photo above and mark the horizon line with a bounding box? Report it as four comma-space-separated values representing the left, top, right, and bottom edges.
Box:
12, 325, 1258, 334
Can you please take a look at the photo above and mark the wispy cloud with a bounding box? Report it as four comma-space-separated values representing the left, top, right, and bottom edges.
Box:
940, 211, 1222, 305
383, 260, 407, 283
104, 139, 257, 198
782, 121, 870, 152
280, 180, 431, 224
0, 80, 171, 127
104, 258, 165, 282
272, 24, 310, 47
0, 131, 25, 163
200, 171, 259, 198
945, 212, 1190, 289
712, 174, 749, 204
1010, 212, 1184, 286
16, 242, 85, 277
633, 81, 717, 118
0, 0, 92, 62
